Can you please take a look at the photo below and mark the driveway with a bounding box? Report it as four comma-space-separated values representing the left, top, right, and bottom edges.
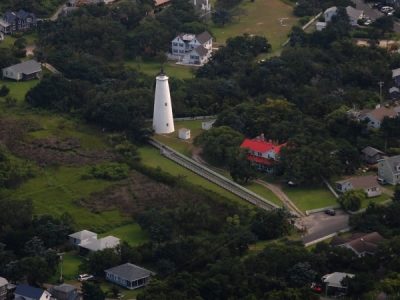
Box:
352, 0, 400, 32
299, 210, 349, 245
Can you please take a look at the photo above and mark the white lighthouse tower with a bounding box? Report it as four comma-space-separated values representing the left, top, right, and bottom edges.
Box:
152, 69, 174, 134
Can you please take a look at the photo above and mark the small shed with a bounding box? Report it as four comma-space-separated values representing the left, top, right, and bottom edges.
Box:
178, 128, 191, 140
201, 119, 216, 130
389, 86, 400, 100
316, 22, 327, 31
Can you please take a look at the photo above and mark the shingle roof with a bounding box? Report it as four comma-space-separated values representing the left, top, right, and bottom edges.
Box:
105, 263, 154, 281
346, 6, 363, 20
347, 232, 384, 254
241, 138, 285, 154
193, 45, 209, 57
336, 175, 379, 190
68, 229, 97, 240
392, 68, 400, 78
322, 272, 354, 288
80, 235, 119, 251
367, 106, 398, 122
0, 277, 8, 287
52, 284, 76, 293
15, 285, 45, 299
362, 146, 384, 157
3, 60, 42, 75
196, 31, 212, 44
389, 86, 399, 93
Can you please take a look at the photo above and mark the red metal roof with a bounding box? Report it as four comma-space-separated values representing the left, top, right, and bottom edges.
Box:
240, 138, 285, 154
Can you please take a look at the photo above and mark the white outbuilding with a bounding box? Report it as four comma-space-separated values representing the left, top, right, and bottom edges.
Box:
178, 128, 191, 140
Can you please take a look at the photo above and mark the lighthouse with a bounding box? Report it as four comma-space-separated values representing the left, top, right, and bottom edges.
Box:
152, 69, 174, 134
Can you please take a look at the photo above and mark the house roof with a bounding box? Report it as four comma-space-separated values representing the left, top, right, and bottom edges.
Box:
3, 60, 42, 75
365, 106, 399, 122
79, 235, 119, 251
68, 229, 97, 240
15, 285, 45, 299
0, 277, 8, 287
105, 263, 154, 281
393, 68, 400, 78
196, 31, 212, 44
193, 45, 209, 57
179, 128, 190, 133
4, 10, 35, 22
322, 272, 354, 288
0, 19, 10, 27
240, 138, 285, 154
346, 6, 363, 20
154, 0, 171, 7
51, 283, 76, 293
325, 6, 337, 15
336, 175, 379, 190
361, 146, 384, 157
389, 86, 400, 93
346, 232, 385, 255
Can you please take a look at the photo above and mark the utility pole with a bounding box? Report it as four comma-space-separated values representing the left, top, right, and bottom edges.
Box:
58, 253, 64, 283
378, 81, 384, 105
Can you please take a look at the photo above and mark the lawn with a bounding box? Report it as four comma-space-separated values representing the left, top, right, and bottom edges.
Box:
12, 166, 129, 232
101, 223, 149, 247
210, 0, 298, 52
0, 78, 40, 102
138, 146, 250, 206
246, 182, 282, 206
361, 193, 391, 208
125, 59, 194, 80
61, 252, 84, 281
100, 281, 142, 299
283, 185, 338, 212
153, 119, 205, 156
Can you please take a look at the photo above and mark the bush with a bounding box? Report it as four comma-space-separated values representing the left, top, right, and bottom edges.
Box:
89, 163, 129, 181
0, 85, 10, 97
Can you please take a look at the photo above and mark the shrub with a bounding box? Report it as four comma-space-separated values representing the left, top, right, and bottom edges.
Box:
89, 163, 129, 181
0, 85, 10, 97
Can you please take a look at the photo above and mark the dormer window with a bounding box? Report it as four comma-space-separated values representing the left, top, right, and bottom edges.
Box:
396, 164, 400, 172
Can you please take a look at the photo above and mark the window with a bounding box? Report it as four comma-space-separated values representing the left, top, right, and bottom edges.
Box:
164, 102, 167, 106
173, 42, 178, 46
173, 49, 178, 53
166, 123, 169, 127
179, 50, 184, 53
179, 43, 184, 47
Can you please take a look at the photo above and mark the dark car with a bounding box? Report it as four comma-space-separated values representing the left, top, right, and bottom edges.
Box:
325, 209, 336, 216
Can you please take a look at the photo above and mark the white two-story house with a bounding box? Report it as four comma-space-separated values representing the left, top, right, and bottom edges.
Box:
171, 31, 212, 66
378, 155, 400, 185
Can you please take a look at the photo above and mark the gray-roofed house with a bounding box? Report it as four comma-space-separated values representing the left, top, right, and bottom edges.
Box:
170, 31, 212, 65
378, 155, 400, 185
322, 272, 354, 296
49, 284, 79, 300
68, 229, 97, 246
0, 10, 37, 34
2, 60, 42, 81
105, 263, 154, 290
331, 232, 385, 257
79, 235, 120, 254
324, 6, 363, 26
335, 175, 382, 197
393, 68, 400, 86
14, 284, 51, 300
361, 146, 385, 164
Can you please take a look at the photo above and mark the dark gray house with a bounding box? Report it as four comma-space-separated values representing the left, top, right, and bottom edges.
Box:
0, 10, 37, 34
49, 284, 79, 300
105, 263, 154, 290
361, 146, 385, 164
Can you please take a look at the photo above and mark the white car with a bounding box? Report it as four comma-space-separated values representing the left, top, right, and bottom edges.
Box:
78, 274, 94, 281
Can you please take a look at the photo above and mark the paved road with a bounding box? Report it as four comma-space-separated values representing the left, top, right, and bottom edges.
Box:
300, 210, 349, 244
352, 0, 400, 32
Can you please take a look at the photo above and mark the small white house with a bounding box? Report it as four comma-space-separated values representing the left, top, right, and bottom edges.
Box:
2, 60, 42, 81
378, 155, 400, 185
335, 175, 381, 198
68, 230, 97, 246
171, 31, 212, 66
105, 263, 154, 290
201, 119, 216, 130
316, 21, 327, 31
178, 128, 191, 140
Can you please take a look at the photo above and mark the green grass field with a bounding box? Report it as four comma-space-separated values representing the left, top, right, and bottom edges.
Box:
211, 0, 298, 52
138, 145, 251, 206
61, 252, 84, 281
246, 182, 282, 206
101, 224, 149, 247
125, 59, 194, 80
0, 79, 40, 102
283, 186, 337, 212
361, 193, 391, 208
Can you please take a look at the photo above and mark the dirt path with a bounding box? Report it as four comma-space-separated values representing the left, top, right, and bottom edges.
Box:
255, 179, 305, 217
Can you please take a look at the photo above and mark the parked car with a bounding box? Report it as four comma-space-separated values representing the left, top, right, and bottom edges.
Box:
377, 177, 387, 185
78, 274, 94, 281
325, 209, 336, 216
380, 6, 394, 13
311, 282, 323, 294
364, 19, 372, 25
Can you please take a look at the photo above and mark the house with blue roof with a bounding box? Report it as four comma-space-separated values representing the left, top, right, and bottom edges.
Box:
14, 284, 52, 300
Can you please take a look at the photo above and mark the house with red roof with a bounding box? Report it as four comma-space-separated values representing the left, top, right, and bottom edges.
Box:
240, 134, 286, 173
